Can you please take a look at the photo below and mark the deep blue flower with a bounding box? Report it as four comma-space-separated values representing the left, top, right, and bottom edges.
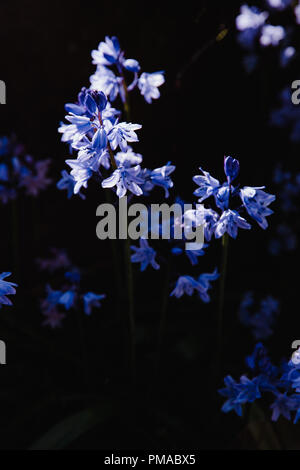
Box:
270, 392, 297, 421
0, 272, 17, 307
131, 238, 160, 271
219, 376, 244, 417
147, 162, 176, 198
83, 292, 106, 315
224, 156, 239, 184
58, 290, 76, 310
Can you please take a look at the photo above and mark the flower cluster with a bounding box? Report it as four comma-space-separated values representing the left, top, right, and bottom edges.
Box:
0, 135, 52, 203
38, 250, 105, 328
219, 343, 300, 423
170, 270, 219, 303
239, 292, 279, 340
235, 4, 297, 73
58, 44, 174, 200
191, 156, 275, 240
90, 36, 165, 104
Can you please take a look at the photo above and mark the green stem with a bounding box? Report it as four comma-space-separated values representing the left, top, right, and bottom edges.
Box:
216, 233, 229, 377
155, 260, 170, 379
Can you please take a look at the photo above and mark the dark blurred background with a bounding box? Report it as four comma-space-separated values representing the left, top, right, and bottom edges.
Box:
0, 0, 298, 450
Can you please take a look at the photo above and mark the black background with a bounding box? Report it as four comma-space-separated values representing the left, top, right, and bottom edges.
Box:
0, 0, 298, 450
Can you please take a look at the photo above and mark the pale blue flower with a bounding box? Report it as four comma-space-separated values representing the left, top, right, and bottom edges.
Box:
260, 25, 285, 47
138, 72, 165, 104
236, 5, 268, 31
214, 209, 251, 239
107, 122, 142, 152
91, 36, 121, 66
193, 168, 220, 202
240, 186, 275, 229
147, 162, 175, 198
90, 66, 122, 102
102, 164, 144, 197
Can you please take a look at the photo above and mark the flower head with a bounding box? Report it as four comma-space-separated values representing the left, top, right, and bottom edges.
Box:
131, 238, 160, 271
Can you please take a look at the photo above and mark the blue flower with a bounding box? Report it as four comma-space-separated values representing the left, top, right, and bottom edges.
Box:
58, 290, 76, 310
83, 292, 106, 315
147, 162, 176, 198
236, 5, 268, 31
219, 376, 244, 417
123, 59, 140, 73
57, 170, 85, 199
65, 269, 81, 283
266, 0, 291, 10
197, 269, 219, 302
131, 238, 160, 272
170, 271, 218, 302
239, 293, 279, 340
240, 186, 276, 229
90, 66, 122, 102
270, 392, 297, 421
193, 168, 220, 202
224, 156, 239, 184
65, 158, 94, 194
260, 25, 285, 47
91, 36, 121, 66
115, 147, 143, 167
0, 272, 17, 307
107, 122, 142, 152
138, 72, 165, 104
102, 164, 144, 197
238, 375, 261, 403
214, 209, 251, 239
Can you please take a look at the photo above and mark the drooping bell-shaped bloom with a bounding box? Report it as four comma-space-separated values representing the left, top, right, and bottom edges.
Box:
131, 238, 160, 272
0, 272, 17, 307
240, 186, 275, 229
214, 209, 251, 239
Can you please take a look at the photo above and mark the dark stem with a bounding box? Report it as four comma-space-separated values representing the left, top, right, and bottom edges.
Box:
216, 232, 229, 378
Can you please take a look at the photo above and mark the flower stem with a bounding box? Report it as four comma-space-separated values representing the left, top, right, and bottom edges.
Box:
216, 232, 229, 376
155, 259, 170, 379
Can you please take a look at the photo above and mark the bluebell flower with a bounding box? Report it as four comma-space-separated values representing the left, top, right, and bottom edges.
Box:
240, 186, 275, 229
83, 292, 106, 315
280, 46, 295, 67
170, 275, 203, 298
270, 392, 297, 421
219, 376, 244, 417
224, 156, 239, 184
123, 59, 140, 73
238, 375, 262, 403
236, 5, 268, 31
102, 164, 144, 197
58, 290, 76, 310
0, 272, 17, 307
202, 208, 219, 241
147, 162, 176, 198
115, 147, 143, 167
57, 170, 85, 199
267, 0, 291, 10
131, 238, 160, 271
65, 158, 94, 194
107, 122, 142, 152
90, 66, 122, 102
138, 72, 165, 104
260, 25, 285, 47
239, 293, 279, 340
197, 269, 219, 302
19, 160, 52, 196
246, 343, 278, 382
193, 168, 220, 202
65, 269, 81, 283
214, 209, 251, 239
91, 36, 121, 66
214, 184, 230, 211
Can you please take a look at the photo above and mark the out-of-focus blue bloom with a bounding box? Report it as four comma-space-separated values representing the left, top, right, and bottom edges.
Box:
123, 59, 140, 73
240, 186, 275, 229
138, 72, 165, 104
269, 224, 297, 255
267, 0, 291, 10
270, 87, 300, 143
58, 290, 76, 310
224, 156, 239, 184
246, 343, 278, 382
170, 270, 218, 302
236, 5, 268, 31
214, 209, 251, 239
102, 164, 144, 197
36, 248, 71, 272
295, 3, 300, 24
115, 147, 143, 167
57, 170, 85, 199
239, 293, 279, 340
238, 375, 262, 403
131, 238, 160, 271
83, 292, 106, 315
260, 25, 285, 47
219, 376, 244, 417
270, 392, 297, 421
42, 309, 66, 329
65, 269, 81, 283
0, 272, 17, 307
280, 46, 295, 67
19, 160, 52, 196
